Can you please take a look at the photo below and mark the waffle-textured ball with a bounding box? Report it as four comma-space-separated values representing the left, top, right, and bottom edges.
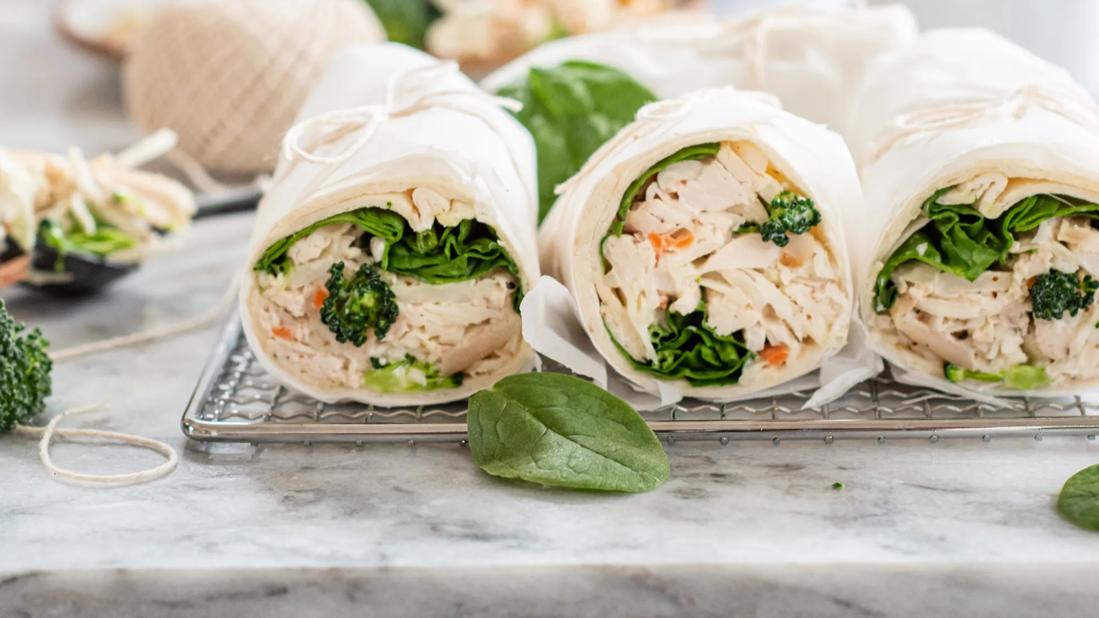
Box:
123, 0, 384, 176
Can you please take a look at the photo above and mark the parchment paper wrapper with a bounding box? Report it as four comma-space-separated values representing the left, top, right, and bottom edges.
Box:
481, 4, 917, 133
240, 43, 539, 406
846, 29, 1099, 403
523, 87, 879, 409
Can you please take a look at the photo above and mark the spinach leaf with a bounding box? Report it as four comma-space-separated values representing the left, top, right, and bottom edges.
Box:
254, 207, 405, 275
611, 307, 753, 387
873, 193, 1099, 313
1058, 464, 1099, 531
362, 0, 440, 49
497, 61, 657, 223
467, 373, 669, 492
364, 355, 462, 393
255, 207, 523, 311
384, 219, 520, 288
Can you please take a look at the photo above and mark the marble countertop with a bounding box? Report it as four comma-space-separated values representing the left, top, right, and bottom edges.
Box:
2, 213, 1099, 618
4, 2, 1099, 617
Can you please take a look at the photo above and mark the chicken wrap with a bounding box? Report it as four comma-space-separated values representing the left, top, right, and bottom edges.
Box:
240, 43, 538, 405
481, 4, 916, 222
534, 88, 860, 401
847, 29, 1099, 398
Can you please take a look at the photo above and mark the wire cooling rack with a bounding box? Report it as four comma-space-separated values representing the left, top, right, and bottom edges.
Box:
182, 319, 1099, 444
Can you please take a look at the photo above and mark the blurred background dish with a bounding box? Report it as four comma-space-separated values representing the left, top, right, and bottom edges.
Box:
54, 0, 165, 60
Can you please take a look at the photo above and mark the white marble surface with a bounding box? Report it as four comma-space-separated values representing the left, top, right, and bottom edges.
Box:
4, 2, 1099, 617
2, 213, 1099, 618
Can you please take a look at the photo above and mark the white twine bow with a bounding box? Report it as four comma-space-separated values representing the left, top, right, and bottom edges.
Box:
281, 60, 523, 168
869, 84, 1099, 164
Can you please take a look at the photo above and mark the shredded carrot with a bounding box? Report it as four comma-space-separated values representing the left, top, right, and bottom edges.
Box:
667, 228, 694, 250
780, 253, 803, 268
1027, 276, 1037, 289
272, 325, 293, 341
760, 343, 789, 367
313, 288, 329, 309
648, 229, 694, 259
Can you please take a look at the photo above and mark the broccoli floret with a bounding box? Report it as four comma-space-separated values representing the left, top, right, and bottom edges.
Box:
757, 191, 822, 247
943, 362, 1049, 390
319, 262, 399, 347
0, 300, 52, 432
1029, 269, 1098, 320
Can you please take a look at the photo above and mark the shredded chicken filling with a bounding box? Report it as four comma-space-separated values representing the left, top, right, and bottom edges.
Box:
883, 215, 1099, 385
596, 140, 846, 384
253, 188, 523, 393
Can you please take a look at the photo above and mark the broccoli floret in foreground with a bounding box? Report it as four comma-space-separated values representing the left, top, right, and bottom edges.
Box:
758, 191, 822, 248
0, 300, 52, 432
319, 262, 399, 347
1029, 269, 1098, 320
943, 363, 1049, 390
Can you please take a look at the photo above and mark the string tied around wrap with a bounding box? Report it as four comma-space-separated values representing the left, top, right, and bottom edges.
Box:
869, 84, 1099, 164
281, 60, 523, 168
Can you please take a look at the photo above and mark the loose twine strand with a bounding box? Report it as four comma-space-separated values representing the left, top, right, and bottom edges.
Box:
17, 271, 242, 486
13, 403, 179, 486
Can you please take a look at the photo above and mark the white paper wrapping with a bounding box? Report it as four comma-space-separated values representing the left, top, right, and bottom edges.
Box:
239, 43, 539, 405
525, 87, 878, 408
481, 4, 917, 133
846, 29, 1099, 402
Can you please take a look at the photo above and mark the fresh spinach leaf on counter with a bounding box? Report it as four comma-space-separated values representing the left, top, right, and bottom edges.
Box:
497, 61, 657, 223
873, 192, 1099, 313
1058, 464, 1099, 531
363, 0, 440, 49
467, 373, 669, 492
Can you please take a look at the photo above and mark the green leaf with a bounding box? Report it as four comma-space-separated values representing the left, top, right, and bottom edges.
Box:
1058, 464, 1099, 531
467, 373, 670, 492
254, 207, 405, 275
873, 192, 1099, 313
498, 61, 657, 223
610, 308, 753, 387
384, 219, 520, 287
362, 0, 439, 48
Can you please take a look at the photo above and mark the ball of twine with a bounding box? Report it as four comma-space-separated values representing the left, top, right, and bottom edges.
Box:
123, 0, 384, 176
